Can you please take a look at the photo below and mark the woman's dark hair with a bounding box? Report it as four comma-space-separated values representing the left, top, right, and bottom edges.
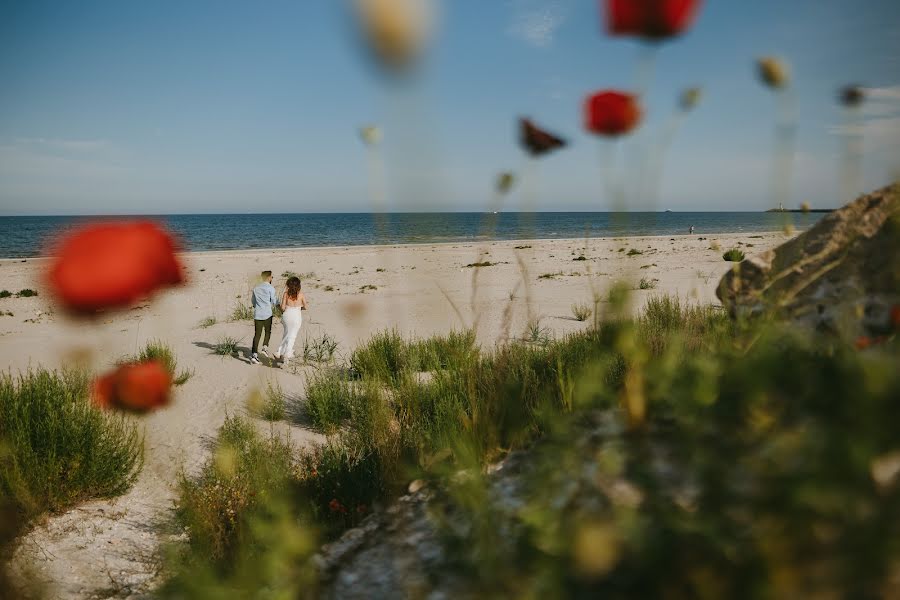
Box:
286, 276, 302, 299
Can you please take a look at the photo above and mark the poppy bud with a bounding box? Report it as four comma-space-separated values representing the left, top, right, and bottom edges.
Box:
839, 85, 865, 108
757, 57, 790, 89
355, 0, 433, 73
679, 87, 702, 112
584, 91, 642, 137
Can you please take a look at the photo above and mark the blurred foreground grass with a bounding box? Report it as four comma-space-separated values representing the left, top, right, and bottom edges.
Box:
165, 294, 900, 597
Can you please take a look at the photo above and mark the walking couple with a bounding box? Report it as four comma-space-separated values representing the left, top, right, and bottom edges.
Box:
249, 270, 307, 365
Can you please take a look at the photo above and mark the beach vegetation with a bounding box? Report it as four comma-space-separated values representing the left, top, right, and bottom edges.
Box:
0, 290, 10, 298
723, 248, 746, 261
626, 248, 643, 256
250, 381, 286, 422
303, 333, 339, 364
538, 271, 564, 280
213, 336, 241, 356
0, 368, 143, 542
524, 318, 551, 345
464, 261, 496, 268
16, 289, 38, 297
120, 340, 192, 386
281, 270, 299, 279
514, 245, 532, 250
638, 277, 658, 290
198, 315, 217, 328
231, 302, 254, 321
324, 285, 335, 291
166, 292, 900, 597
573, 255, 587, 261
571, 302, 592, 321
359, 284, 378, 292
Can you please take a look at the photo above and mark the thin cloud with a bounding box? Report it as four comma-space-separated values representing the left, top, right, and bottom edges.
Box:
507, 0, 568, 48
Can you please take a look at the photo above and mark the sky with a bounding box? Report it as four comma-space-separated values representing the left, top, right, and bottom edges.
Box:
1, 0, 899, 215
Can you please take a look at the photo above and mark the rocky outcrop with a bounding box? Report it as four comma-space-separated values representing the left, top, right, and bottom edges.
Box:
716, 183, 900, 335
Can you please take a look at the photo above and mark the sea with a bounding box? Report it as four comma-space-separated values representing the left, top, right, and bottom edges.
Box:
0, 212, 825, 259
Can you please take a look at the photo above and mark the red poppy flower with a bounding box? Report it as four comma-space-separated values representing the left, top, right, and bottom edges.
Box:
584, 91, 642, 137
356, 504, 368, 514
605, 0, 702, 40
854, 336, 872, 350
92, 360, 172, 413
890, 305, 900, 329
329, 499, 344, 513
47, 221, 185, 315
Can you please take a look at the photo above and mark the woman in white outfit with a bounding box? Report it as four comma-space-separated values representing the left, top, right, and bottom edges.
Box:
275, 276, 307, 360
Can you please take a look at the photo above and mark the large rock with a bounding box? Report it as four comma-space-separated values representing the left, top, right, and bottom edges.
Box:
716, 183, 900, 335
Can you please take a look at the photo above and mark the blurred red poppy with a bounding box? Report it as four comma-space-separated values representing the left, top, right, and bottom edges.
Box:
890, 305, 900, 329
605, 0, 702, 40
584, 91, 642, 137
92, 360, 172, 413
47, 221, 185, 314
855, 336, 872, 350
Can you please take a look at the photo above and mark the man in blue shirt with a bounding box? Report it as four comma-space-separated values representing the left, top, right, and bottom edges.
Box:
250, 270, 279, 364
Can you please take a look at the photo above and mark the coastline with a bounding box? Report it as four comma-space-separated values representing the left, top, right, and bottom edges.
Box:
2, 229, 794, 597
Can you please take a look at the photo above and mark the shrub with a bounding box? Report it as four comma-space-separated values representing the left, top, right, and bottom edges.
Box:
638, 277, 658, 290
572, 302, 592, 322
464, 261, 496, 268
572, 255, 588, 261
16, 289, 38, 298
213, 336, 240, 356
231, 302, 254, 321
0, 290, 10, 298
175, 415, 297, 565
349, 329, 410, 384
198, 316, 217, 328
0, 369, 143, 538
524, 319, 551, 345
251, 381, 286, 422
411, 329, 477, 371
304, 370, 357, 433
626, 248, 643, 256
723, 248, 745, 261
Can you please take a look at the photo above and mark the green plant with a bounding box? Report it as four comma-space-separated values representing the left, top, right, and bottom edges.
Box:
638, 277, 658, 290
572, 302, 592, 322
231, 302, 254, 321
304, 370, 357, 433
120, 340, 192, 386
524, 319, 551, 345
324, 285, 335, 292
303, 333, 339, 363
214, 336, 240, 356
538, 272, 564, 280
359, 284, 378, 292
16, 289, 38, 298
255, 381, 286, 422
723, 248, 746, 261
198, 316, 217, 328
0, 369, 143, 540
464, 261, 495, 268
281, 270, 299, 279
573, 255, 587, 261
626, 248, 643, 256
0, 290, 10, 298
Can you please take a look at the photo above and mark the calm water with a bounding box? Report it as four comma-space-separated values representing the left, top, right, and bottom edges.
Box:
0, 212, 825, 258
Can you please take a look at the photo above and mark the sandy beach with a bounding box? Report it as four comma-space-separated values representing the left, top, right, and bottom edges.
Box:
2, 231, 790, 597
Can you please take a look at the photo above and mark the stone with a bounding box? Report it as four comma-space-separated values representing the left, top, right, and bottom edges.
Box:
716, 183, 900, 337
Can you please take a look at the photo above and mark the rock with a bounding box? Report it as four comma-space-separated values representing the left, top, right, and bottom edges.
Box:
716, 183, 900, 336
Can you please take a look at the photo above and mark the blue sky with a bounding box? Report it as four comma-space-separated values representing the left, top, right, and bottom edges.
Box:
1, 0, 898, 214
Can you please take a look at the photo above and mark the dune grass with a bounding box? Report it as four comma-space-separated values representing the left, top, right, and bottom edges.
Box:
120, 340, 193, 385
0, 369, 143, 544
167, 293, 900, 597
231, 302, 254, 321
572, 302, 593, 322
723, 248, 745, 261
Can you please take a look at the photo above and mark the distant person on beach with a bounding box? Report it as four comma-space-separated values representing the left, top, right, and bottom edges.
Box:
250, 270, 279, 365
689, 225, 695, 234
274, 276, 307, 361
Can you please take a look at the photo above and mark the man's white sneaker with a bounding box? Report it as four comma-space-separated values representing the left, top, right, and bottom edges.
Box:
250, 354, 261, 365
260, 346, 270, 358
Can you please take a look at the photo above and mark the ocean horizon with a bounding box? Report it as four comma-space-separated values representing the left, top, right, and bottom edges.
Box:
0, 212, 824, 259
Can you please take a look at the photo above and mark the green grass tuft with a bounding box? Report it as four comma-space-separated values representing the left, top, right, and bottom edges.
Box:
572, 302, 592, 322
0, 369, 143, 540
723, 248, 745, 261
213, 336, 240, 356
198, 316, 217, 328
231, 302, 254, 321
